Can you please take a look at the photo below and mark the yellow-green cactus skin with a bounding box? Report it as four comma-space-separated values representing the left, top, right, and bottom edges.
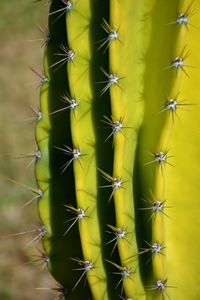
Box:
32, 0, 200, 299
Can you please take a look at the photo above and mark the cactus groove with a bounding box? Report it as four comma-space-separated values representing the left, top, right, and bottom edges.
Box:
26, 0, 200, 299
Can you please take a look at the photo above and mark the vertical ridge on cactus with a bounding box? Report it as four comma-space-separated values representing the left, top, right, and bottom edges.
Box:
66, 1, 111, 299
109, 0, 147, 297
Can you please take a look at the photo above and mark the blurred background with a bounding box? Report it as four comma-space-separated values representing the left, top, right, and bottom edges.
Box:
0, 1, 56, 299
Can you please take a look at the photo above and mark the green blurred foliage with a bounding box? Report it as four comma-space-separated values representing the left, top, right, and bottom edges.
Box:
0, 0, 45, 31
0, 1, 55, 299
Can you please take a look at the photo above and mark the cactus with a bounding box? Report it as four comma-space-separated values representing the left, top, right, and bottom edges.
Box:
13, 0, 200, 299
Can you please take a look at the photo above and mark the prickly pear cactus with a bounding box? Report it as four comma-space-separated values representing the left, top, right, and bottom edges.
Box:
32, 0, 200, 299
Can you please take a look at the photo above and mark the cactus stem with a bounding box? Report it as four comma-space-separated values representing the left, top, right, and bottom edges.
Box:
139, 241, 165, 265
164, 49, 195, 78
26, 67, 49, 88
54, 145, 83, 174
49, 93, 79, 115
33, 0, 52, 4
125, 241, 166, 266
24, 225, 47, 248
71, 258, 94, 291
97, 19, 119, 53
15, 150, 41, 169
119, 296, 134, 300
139, 197, 170, 223
3, 225, 47, 248
29, 25, 51, 47
63, 204, 89, 236
102, 116, 128, 142
98, 67, 122, 96
144, 151, 174, 176
50, 44, 75, 71
167, 0, 197, 28
147, 279, 175, 299
27, 106, 43, 122
38, 25, 51, 46
20, 189, 43, 208
158, 95, 193, 122
106, 224, 131, 256
52, 285, 69, 299
98, 168, 126, 203
20, 106, 43, 123
31, 248, 50, 270
36, 285, 68, 299
49, 0, 73, 21
0, 174, 43, 207
169, 13, 189, 26
106, 260, 134, 296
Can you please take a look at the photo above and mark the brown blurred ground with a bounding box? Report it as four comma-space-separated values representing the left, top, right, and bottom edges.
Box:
0, 1, 56, 299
